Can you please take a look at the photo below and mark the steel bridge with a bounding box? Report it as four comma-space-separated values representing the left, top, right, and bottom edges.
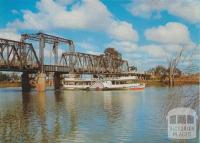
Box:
0, 33, 128, 74
0, 32, 131, 91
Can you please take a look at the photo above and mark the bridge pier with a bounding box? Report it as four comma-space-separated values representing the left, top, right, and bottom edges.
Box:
36, 73, 46, 92
54, 73, 61, 90
21, 72, 32, 92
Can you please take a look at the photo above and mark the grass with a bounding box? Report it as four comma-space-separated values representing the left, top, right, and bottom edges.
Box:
0, 81, 21, 88
142, 75, 200, 87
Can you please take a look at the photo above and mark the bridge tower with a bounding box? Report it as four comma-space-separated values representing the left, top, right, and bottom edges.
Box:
21, 32, 75, 91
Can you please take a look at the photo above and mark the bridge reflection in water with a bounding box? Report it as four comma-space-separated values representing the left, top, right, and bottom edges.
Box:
0, 90, 130, 143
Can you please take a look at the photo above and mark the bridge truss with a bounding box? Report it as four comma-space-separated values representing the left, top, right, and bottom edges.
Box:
60, 52, 128, 74
0, 38, 39, 72
0, 33, 129, 74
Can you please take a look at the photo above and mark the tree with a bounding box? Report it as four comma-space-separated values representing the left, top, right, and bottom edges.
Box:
129, 65, 137, 72
104, 47, 122, 60
147, 65, 168, 81
167, 47, 184, 86
0, 72, 10, 81
154, 65, 167, 76
10, 73, 20, 81
173, 67, 182, 78
147, 65, 183, 82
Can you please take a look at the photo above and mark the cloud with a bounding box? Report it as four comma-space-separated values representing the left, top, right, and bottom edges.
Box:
86, 50, 102, 55
106, 39, 197, 69
107, 40, 138, 53
128, 0, 200, 24
144, 22, 196, 60
141, 44, 166, 58
8, 0, 138, 42
90, 21, 195, 71
0, 28, 20, 41
145, 22, 192, 44
57, 0, 73, 5
107, 21, 138, 41
11, 9, 19, 15
141, 44, 194, 58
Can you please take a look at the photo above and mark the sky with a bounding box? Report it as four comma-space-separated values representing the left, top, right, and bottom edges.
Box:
0, 0, 199, 72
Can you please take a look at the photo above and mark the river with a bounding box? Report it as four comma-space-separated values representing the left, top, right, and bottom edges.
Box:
0, 85, 199, 143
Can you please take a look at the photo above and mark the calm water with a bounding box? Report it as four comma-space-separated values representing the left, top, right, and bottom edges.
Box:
0, 85, 199, 143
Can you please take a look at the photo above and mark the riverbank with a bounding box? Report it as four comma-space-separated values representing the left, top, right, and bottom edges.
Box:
0, 81, 21, 88
144, 79, 199, 87
0, 80, 199, 88
143, 74, 200, 87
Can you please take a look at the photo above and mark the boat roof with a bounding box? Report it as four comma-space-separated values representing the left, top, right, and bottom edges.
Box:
64, 76, 137, 82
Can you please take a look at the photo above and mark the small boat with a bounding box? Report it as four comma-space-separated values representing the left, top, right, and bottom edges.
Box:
62, 75, 145, 91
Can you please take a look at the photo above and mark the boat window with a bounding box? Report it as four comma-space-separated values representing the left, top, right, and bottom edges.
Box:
187, 115, 194, 124
69, 82, 74, 85
170, 115, 176, 124
177, 115, 186, 124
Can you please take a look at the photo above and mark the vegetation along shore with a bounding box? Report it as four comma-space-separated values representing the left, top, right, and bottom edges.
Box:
0, 72, 199, 88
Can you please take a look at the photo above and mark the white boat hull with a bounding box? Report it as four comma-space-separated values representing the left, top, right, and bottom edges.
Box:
63, 82, 145, 91
62, 76, 145, 91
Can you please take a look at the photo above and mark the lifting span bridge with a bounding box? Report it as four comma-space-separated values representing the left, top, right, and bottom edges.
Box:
0, 32, 129, 91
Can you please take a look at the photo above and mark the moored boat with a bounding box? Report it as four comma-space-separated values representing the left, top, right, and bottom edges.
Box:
62, 75, 145, 91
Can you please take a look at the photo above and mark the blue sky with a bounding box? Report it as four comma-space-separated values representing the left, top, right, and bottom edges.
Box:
0, 0, 199, 72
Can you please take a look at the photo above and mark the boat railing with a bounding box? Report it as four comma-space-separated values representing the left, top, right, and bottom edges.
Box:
63, 76, 137, 81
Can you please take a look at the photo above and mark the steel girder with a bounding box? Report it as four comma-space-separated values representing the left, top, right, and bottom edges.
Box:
21, 32, 75, 52
60, 52, 129, 74
0, 38, 39, 71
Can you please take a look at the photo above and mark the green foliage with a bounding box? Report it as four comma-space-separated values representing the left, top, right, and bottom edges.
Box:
129, 65, 137, 71
147, 65, 182, 81
0, 72, 20, 81
104, 47, 122, 60
0, 72, 10, 81
148, 65, 167, 75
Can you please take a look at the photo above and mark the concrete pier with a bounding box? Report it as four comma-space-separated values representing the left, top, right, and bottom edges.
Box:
21, 72, 32, 92
36, 73, 46, 92
54, 73, 61, 90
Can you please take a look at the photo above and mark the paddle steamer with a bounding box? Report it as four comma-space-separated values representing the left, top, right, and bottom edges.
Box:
62, 75, 145, 90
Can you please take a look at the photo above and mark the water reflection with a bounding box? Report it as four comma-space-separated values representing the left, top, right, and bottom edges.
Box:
63, 92, 79, 142
0, 86, 199, 143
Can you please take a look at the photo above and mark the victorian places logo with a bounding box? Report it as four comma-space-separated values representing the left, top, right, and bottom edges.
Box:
166, 107, 198, 140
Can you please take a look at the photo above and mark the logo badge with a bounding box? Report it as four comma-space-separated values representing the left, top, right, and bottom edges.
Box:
166, 107, 198, 139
